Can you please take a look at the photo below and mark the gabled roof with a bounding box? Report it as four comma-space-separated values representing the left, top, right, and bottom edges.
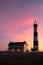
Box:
8, 41, 27, 45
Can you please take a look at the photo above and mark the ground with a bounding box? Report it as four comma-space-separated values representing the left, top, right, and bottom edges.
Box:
0, 51, 43, 65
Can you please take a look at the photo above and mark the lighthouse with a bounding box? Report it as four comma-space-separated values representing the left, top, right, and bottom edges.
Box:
31, 21, 38, 52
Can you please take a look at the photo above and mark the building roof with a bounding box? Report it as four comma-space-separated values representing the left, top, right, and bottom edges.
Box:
8, 41, 27, 45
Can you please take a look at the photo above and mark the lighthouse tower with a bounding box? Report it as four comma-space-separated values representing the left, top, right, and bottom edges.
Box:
31, 21, 38, 52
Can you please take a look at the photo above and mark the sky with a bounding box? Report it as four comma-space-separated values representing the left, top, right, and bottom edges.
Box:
0, 0, 43, 51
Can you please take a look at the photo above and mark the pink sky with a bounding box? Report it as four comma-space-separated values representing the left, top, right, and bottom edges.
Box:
0, 0, 43, 51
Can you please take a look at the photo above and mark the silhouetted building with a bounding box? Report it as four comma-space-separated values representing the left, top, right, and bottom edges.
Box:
31, 21, 39, 52
8, 41, 27, 52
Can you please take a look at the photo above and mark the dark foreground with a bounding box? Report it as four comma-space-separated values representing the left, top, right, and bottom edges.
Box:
0, 52, 43, 65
